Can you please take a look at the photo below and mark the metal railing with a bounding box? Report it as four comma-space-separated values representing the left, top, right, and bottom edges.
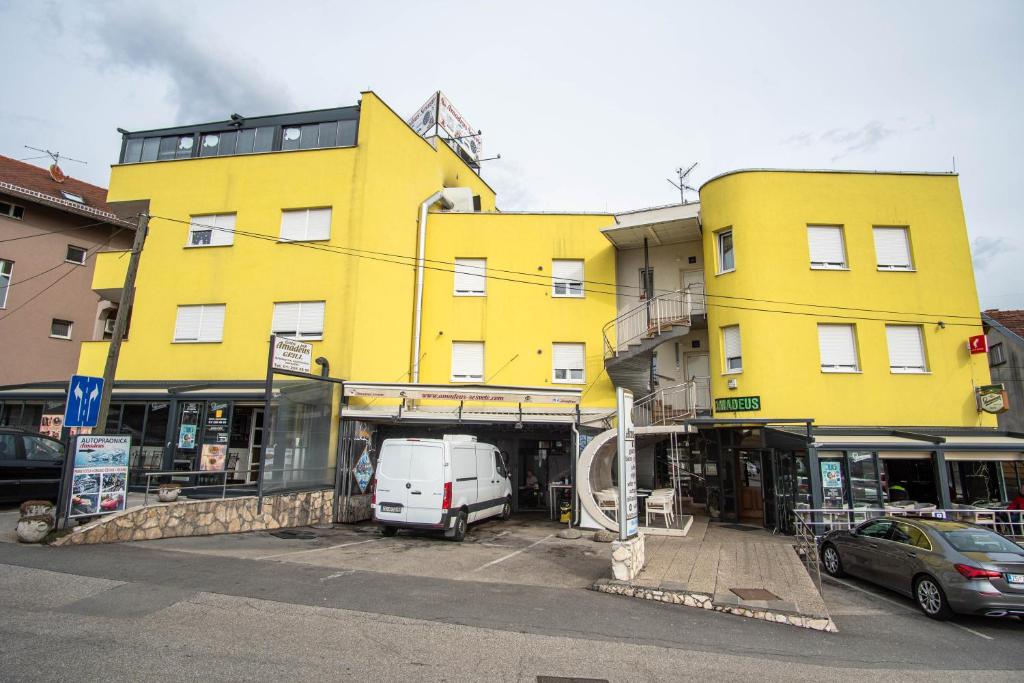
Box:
602, 286, 696, 359
794, 511, 824, 593
793, 507, 1024, 540
632, 381, 698, 427
143, 466, 334, 506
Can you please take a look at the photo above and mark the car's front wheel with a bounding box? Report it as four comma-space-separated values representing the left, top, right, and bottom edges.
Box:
821, 543, 845, 578
915, 575, 954, 620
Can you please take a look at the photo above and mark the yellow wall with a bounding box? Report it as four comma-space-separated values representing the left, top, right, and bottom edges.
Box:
80, 92, 617, 409
699, 170, 993, 427
419, 212, 618, 407
80, 92, 498, 388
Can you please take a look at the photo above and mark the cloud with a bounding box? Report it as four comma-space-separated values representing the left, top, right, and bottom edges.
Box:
972, 235, 1013, 270
89, 4, 290, 123
821, 121, 895, 161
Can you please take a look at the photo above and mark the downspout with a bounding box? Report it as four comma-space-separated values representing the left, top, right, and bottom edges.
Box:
412, 191, 453, 383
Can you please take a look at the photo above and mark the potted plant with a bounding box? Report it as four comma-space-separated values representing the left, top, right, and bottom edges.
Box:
17, 500, 56, 543
157, 482, 181, 503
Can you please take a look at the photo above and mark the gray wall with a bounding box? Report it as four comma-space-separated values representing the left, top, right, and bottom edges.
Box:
987, 324, 1024, 432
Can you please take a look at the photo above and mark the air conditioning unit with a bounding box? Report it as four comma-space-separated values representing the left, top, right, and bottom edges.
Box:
443, 434, 477, 443
441, 187, 475, 212
103, 318, 116, 335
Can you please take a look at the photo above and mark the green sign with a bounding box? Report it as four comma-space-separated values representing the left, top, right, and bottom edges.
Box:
714, 395, 761, 412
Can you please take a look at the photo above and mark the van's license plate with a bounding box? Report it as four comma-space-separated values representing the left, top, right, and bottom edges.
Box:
1008, 573, 1024, 584
379, 503, 402, 514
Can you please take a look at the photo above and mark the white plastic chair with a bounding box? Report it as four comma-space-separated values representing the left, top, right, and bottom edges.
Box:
645, 494, 673, 528
596, 490, 618, 520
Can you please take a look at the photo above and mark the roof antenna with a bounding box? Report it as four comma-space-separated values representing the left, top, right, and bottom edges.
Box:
667, 163, 698, 204
22, 146, 87, 184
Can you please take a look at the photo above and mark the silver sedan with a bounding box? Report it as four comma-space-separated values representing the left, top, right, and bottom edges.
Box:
820, 516, 1024, 620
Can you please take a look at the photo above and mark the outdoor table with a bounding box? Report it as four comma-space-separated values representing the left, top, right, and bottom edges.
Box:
548, 483, 573, 520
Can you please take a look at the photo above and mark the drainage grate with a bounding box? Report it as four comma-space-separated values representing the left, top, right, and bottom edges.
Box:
730, 587, 781, 601
537, 678, 609, 683
718, 524, 764, 532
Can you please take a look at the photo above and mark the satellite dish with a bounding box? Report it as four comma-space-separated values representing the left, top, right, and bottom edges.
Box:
49, 164, 67, 183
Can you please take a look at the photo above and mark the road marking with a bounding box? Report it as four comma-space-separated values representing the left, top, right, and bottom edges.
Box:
467, 534, 554, 574
824, 577, 995, 641
320, 570, 356, 581
256, 538, 381, 561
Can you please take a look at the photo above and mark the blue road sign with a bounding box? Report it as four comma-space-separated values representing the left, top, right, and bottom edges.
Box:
64, 375, 104, 428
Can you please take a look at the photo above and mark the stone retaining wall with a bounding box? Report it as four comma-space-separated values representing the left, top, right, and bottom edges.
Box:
53, 489, 334, 546
592, 579, 837, 632
611, 535, 645, 580
337, 493, 372, 523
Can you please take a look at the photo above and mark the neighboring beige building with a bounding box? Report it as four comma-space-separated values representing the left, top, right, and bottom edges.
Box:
0, 156, 133, 405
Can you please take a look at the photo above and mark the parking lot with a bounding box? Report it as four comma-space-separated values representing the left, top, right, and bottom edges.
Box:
124, 513, 612, 589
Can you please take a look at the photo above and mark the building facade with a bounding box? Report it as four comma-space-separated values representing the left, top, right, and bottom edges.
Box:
0, 156, 133, 394
983, 310, 1024, 432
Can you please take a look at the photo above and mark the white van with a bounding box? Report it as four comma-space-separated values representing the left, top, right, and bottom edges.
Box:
372, 436, 512, 541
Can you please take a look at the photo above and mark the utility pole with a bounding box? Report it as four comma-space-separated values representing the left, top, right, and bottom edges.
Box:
94, 212, 149, 434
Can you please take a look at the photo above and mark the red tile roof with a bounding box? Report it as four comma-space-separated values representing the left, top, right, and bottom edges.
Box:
0, 155, 129, 225
985, 309, 1024, 339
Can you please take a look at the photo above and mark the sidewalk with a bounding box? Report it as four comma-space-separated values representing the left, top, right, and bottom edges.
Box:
593, 516, 836, 631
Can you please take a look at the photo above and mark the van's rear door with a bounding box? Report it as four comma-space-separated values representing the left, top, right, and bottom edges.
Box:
375, 441, 412, 524
407, 443, 445, 525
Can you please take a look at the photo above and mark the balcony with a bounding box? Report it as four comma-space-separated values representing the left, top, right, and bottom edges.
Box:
93, 250, 129, 300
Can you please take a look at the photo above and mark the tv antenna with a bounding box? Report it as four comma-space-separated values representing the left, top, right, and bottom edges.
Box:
22, 146, 87, 183
667, 163, 698, 204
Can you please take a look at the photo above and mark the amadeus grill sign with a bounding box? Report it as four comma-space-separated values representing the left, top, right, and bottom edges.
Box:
407, 91, 483, 162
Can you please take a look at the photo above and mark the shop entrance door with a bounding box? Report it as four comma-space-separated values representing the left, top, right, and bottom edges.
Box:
737, 450, 765, 523
719, 450, 739, 523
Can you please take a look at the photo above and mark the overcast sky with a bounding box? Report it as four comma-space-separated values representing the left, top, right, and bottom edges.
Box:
1, 1, 1020, 309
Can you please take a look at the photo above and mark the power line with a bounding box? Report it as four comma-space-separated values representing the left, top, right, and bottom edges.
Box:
155, 213, 985, 320
146, 214, 986, 328
0, 218, 121, 243
0, 227, 128, 323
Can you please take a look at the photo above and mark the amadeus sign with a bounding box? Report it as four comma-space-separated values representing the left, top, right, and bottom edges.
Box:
271, 336, 313, 374
714, 395, 762, 412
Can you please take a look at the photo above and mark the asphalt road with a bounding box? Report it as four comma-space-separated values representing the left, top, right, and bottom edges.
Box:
1, 535, 1022, 681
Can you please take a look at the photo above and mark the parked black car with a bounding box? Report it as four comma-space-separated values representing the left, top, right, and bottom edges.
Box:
821, 516, 1024, 620
0, 428, 65, 504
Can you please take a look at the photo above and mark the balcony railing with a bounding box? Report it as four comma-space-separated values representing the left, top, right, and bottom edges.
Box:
632, 381, 698, 427
602, 285, 696, 359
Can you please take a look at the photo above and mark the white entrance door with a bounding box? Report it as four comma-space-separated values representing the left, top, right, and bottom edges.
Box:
681, 269, 705, 315
685, 353, 711, 411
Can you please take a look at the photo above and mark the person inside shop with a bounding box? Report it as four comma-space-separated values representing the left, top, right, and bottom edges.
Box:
1008, 485, 1024, 510
521, 468, 542, 509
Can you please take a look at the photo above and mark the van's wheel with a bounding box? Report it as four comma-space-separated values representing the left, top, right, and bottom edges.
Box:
500, 498, 512, 520
915, 575, 954, 620
449, 511, 467, 542
380, 526, 397, 537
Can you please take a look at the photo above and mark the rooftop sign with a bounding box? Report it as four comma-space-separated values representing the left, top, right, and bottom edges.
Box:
407, 91, 482, 161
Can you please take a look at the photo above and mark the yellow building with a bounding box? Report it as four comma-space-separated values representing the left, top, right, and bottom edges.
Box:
3, 91, 1018, 529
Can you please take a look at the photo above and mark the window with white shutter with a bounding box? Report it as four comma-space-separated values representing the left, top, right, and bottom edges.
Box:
272, 301, 325, 340
451, 341, 484, 382
453, 258, 486, 296
722, 325, 742, 372
886, 325, 927, 373
173, 304, 225, 343
280, 208, 332, 241
187, 213, 236, 247
873, 227, 913, 271
807, 226, 847, 269
818, 324, 859, 372
552, 259, 584, 298
552, 343, 585, 383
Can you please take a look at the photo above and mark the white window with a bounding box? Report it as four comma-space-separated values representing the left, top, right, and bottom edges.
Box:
873, 227, 913, 271
280, 207, 332, 242
65, 245, 87, 265
451, 341, 484, 382
0, 259, 13, 308
886, 325, 927, 373
272, 301, 325, 341
552, 343, 586, 383
173, 304, 225, 343
818, 324, 860, 372
807, 226, 847, 269
453, 258, 486, 296
188, 213, 235, 247
722, 325, 742, 373
60, 190, 85, 204
0, 201, 24, 220
50, 319, 72, 339
552, 259, 584, 297
717, 229, 735, 273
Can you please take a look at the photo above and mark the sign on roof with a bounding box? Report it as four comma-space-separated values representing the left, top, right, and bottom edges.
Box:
344, 383, 579, 405
407, 91, 482, 161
